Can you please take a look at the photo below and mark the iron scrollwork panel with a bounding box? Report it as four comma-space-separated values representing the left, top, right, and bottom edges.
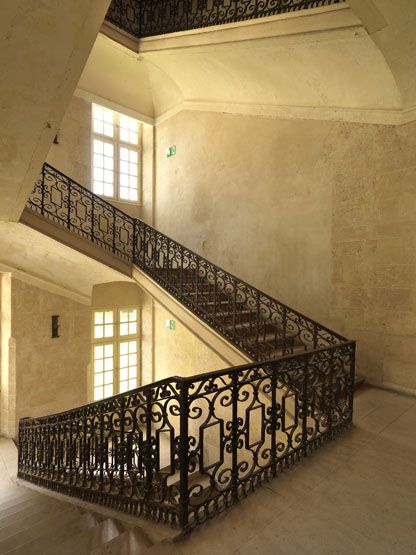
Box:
105, 0, 345, 38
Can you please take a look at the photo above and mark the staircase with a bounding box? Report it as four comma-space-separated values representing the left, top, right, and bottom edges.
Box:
16, 163, 356, 534
0, 438, 173, 554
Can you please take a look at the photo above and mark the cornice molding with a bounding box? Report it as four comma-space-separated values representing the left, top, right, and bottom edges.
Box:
155, 99, 413, 126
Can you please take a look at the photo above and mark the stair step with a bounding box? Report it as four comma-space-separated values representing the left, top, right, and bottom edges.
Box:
91, 527, 153, 555
43, 518, 124, 555
354, 375, 365, 389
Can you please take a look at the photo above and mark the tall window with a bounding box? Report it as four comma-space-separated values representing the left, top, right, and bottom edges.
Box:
92, 307, 140, 401
91, 104, 140, 202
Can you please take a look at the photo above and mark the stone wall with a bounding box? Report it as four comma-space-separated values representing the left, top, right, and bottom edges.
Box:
155, 111, 416, 391
12, 279, 90, 423
153, 304, 226, 382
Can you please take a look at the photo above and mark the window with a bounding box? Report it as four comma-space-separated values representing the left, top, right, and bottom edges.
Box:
91, 104, 140, 202
92, 307, 140, 401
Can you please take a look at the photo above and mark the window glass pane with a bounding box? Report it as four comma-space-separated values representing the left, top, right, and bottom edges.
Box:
93, 340, 114, 401
105, 311, 113, 323
119, 339, 138, 393
93, 140, 103, 154
93, 105, 104, 119
94, 120, 104, 134
93, 139, 114, 197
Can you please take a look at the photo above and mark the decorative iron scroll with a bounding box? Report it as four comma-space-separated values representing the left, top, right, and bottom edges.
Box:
26, 164, 347, 363
22, 164, 355, 529
18, 342, 355, 531
27, 164, 134, 261
105, 0, 345, 38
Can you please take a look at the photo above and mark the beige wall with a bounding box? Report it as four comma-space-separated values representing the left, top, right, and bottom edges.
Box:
155, 110, 416, 391
0, 0, 111, 222
12, 279, 90, 424
154, 304, 226, 382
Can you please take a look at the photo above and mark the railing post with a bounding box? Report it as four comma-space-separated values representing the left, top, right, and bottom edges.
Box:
91, 195, 95, 245
348, 342, 356, 425
67, 178, 71, 230
144, 386, 153, 514
119, 395, 126, 497
255, 291, 260, 357
282, 306, 288, 355
40, 165, 46, 215
112, 205, 116, 254
98, 404, 104, 492
302, 357, 309, 458
178, 380, 189, 531
231, 370, 239, 502
327, 350, 334, 439
270, 363, 278, 478
132, 218, 137, 264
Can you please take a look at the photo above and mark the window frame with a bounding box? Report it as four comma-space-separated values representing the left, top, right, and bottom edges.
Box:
91, 103, 142, 204
91, 305, 141, 402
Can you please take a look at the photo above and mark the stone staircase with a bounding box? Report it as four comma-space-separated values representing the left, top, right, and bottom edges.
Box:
0, 439, 174, 554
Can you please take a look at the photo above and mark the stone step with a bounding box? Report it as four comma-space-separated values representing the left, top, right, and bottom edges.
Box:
43, 518, 124, 555
91, 527, 154, 555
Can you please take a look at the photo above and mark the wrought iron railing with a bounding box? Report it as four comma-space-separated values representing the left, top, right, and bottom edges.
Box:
27, 164, 346, 363
19, 163, 355, 531
18, 343, 355, 531
105, 0, 345, 39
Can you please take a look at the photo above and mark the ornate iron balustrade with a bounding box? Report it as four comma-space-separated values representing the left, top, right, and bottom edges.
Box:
105, 0, 345, 39
18, 342, 355, 531
27, 164, 346, 363
27, 164, 134, 261
133, 220, 346, 361
20, 163, 355, 529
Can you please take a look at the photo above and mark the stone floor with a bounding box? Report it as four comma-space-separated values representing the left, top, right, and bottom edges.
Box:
156, 386, 416, 555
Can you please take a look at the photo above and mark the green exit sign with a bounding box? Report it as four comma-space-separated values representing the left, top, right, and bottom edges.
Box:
166, 145, 176, 158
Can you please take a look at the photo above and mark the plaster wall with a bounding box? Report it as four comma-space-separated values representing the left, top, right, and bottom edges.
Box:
153, 304, 226, 382
12, 279, 90, 425
155, 110, 416, 391
0, 0, 111, 222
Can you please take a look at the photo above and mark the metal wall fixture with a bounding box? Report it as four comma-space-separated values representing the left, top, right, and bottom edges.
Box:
51, 315, 60, 338
20, 163, 356, 532
105, 0, 346, 39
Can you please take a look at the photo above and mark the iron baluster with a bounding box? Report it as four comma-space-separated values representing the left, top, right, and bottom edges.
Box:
119, 396, 126, 497
231, 370, 239, 502
255, 291, 260, 359
67, 177, 71, 230
144, 387, 153, 506
41, 164, 46, 215
270, 363, 278, 477
178, 380, 189, 531
348, 343, 356, 424
91, 194, 95, 244
132, 218, 137, 264
302, 357, 309, 458
112, 205, 116, 254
